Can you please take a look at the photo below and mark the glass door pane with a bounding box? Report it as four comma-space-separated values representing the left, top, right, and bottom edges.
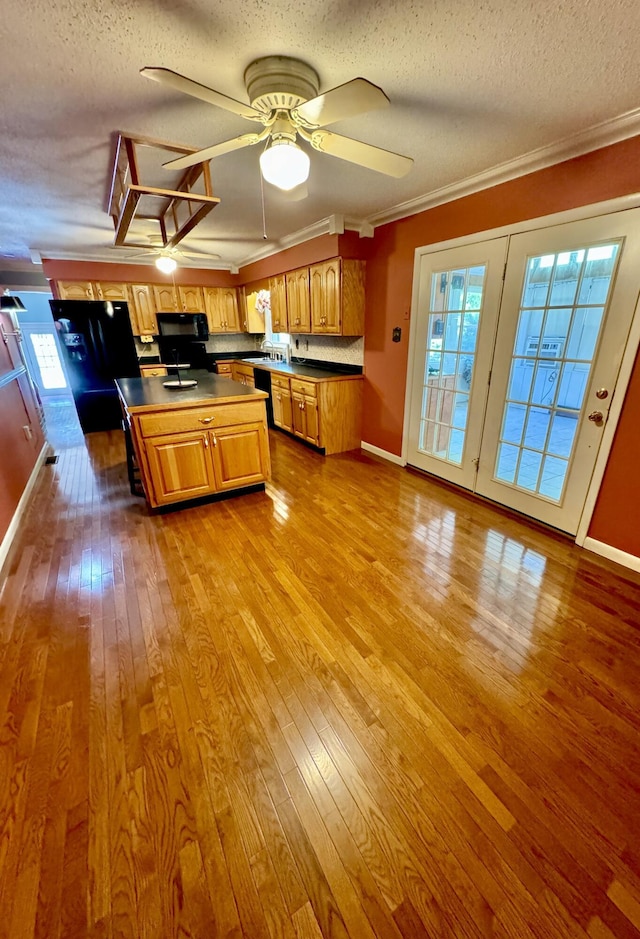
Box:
406, 237, 508, 490
493, 244, 618, 502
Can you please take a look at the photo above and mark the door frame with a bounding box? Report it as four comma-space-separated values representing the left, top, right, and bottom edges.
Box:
403, 191, 640, 547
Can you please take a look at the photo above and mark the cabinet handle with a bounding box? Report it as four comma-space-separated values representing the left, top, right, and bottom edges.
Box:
211, 433, 217, 446
204, 435, 209, 449
199, 417, 213, 424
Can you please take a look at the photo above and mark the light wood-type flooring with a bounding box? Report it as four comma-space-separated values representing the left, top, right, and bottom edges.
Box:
2, 426, 640, 938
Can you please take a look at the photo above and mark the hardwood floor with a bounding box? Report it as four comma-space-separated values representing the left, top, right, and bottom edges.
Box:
1, 427, 640, 938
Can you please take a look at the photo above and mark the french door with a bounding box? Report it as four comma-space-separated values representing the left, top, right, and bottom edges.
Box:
406, 208, 640, 534
406, 237, 508, 489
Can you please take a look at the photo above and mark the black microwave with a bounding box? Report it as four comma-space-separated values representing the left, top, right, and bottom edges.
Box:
156, 312, 209, 341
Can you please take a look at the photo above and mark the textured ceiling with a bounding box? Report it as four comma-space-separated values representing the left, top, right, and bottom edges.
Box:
1, 0, 639, 271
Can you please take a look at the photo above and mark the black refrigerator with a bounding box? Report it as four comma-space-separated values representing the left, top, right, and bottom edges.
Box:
50, 300, 141, 433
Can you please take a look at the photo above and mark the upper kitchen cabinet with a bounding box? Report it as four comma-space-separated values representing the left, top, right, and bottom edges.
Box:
203, 287, 241, 333
129, 284, 157, 335
152, 283, 180, 313
239, 287, 267, 334
285, 267, 311, 333
55, 280, 95, 301
178, 285, 205, 313
94, 282, 129, 302
310, 259, 365, 336
269, 274, 289, 333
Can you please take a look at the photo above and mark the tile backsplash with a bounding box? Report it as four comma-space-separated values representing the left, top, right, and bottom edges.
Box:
290, 335, 364, 366
205, 334, 257, 354
136, 332, 364, 367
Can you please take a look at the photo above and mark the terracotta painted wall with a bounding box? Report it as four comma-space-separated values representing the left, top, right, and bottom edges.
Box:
0, 311, 45, 553
588, 346, 640, 557
41, 259, 237, 288
361, 134, 640, 556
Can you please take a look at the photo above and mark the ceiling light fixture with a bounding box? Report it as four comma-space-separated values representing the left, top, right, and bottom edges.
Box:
259, 138, 310, 191
155, 255, 177, 274
0, 291, 27, 313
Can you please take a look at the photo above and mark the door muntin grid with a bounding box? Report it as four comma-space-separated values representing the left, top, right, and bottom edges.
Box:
418, 265, 485, 465
494, 242, 620, 501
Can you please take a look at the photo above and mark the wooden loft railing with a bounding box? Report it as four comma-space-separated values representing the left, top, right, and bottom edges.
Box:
107, 133, 220, 248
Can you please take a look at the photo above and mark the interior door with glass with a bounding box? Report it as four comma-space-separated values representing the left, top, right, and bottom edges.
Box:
406, 238, 508, 488
476, 209, 640, 533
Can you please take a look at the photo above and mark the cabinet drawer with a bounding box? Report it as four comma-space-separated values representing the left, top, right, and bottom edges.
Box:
233, 364, 255, 378
139, 365, 167, 377
138, 400, 265, 437
290, 378, 318, 397
216, 362, 233, 375
271, 374, 291, 392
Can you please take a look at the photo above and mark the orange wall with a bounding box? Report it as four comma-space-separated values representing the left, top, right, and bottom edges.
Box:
41, 258, 237, 288
0, 312, 45, 551
362, 134, 640, 556
589, 347, 640, 556
239, 234, 341, 283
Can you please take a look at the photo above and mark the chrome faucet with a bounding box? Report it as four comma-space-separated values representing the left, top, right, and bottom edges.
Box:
261, 339, 275, 359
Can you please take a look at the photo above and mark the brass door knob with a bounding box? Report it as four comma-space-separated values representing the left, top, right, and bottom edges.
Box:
588, 411, 604, 424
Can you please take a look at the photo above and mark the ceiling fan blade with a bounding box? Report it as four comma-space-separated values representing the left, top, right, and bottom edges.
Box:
292, 78, 389, 128
141, 67, 264, 121
163, 130, 269, 170
306, 129, 413, 177
180, 252, 221, 260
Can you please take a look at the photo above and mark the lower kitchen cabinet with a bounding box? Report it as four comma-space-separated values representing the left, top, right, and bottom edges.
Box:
210, 423, 271, 490
271, 375, 293, 432
145, 431, 216, 505
231, 363, 256, 387
291, 379, 320, 446
248, 364, 362, 454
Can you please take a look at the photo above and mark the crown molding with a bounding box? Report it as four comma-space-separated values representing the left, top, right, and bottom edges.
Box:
366, 107, 640, 229
35, 250, 235, 272
237, 214, 373, 269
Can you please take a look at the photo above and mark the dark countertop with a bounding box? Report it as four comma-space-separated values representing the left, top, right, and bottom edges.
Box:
116, 370, 267, 413
229, 358, 363, 382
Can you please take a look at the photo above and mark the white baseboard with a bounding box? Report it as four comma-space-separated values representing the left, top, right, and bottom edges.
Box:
582, 537, 640, 574
361, 441, 406, 466
0, 444, 48, 578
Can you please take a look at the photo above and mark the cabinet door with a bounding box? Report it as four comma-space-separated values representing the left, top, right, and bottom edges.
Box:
286, 268, 311, 333
203, 287, 225, 331
96, 282, 129, 301
309, 264, 326, 332
56, 280, 94, 301
292, 392, 320, 445
242, 287, 267, 333
144, 431, 215, 505
270, 274, 288, 332
273, 386, 293, 431
321, 259, 341, 334
153, 284, 179, 312
210, 423, 270, 490
220, 288, 240, 331
129, 284, 156, 335
179, 285, 205, 312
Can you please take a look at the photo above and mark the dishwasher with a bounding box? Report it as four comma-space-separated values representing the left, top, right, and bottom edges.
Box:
253, 367, 274, 426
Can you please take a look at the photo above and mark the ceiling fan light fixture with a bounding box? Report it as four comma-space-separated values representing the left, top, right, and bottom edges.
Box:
155, 255, 177, 274
259, 139, 310, 191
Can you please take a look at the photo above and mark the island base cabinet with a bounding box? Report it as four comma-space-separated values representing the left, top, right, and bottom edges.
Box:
211, 423, 270, 490
145, 432, 215, 505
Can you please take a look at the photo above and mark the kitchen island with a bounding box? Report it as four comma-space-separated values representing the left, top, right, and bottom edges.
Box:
117, 370, 271, 508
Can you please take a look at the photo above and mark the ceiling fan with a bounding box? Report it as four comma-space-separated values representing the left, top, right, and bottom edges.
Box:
141, 56, 413, 191
120, 236, 220, 273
